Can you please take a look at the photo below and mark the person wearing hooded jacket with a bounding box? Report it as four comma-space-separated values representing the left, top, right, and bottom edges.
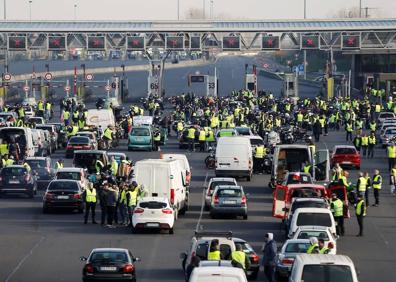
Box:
261, 233, 277, 282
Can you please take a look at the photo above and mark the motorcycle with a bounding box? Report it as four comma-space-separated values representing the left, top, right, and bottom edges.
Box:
205, 147, 216, 169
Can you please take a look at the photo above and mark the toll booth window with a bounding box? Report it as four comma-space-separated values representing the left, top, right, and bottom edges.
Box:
288, 82, 294, 90
196, 243, 209, 260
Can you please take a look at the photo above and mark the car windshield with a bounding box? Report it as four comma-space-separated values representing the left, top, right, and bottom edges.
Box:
385, 129, 396, 135
139, 201, 167, 209
48, 181, 79, 191
69, 137, 89, 144
335, 148, 356, 154
26, 160, 46, 169
285, 242, 310, 253
302, 265, 353, 282
2, 167, 27, 176
217, 188, 242, 197
57, 172, 81, 181
132, 128, 150, 136
237, 242, 255, 254
297, 230, 329, 240
297, 213, 332, 227
236, 128, 250, 135
36, 126, 53, 132
380, 113, 394, 119
250, 138, 264, 145
287, 174, 312, 184
90, 251, 128, 263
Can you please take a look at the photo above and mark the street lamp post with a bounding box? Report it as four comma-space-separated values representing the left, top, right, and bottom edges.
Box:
3, 0, 6, 20
177, 0, 179, 20
29, 0, 32, 21
303, 0, 307, 80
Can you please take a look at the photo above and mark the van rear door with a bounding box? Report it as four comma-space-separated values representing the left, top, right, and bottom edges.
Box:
273, 185, 288, 219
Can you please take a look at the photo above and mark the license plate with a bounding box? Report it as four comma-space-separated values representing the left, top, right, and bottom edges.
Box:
146, 223, 159, 228
223, 200, 237, 205
342, 161, 351, 164
57, 195, 69, 199
74, 146, 82, 149
100, 266, 117, 271
9, 180, 20, 184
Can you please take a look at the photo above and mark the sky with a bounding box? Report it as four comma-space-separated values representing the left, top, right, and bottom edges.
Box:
2, 0, 396, 21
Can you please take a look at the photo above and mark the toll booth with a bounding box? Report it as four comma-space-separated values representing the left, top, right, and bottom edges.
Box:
283, 73, 299, 99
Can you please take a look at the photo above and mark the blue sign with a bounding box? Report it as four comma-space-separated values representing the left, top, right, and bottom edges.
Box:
292, 66, 297, 72
298, 64, 305, 72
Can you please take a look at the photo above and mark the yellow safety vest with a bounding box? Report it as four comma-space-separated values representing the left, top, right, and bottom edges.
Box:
86, 188, 97, 203
331, 199, 343, 217
55, 162, 64, 169
177, 122, 184, 132
198, 130, 206, 141
0, 144, 9, 155
372, 175, 382, 189
361, 136, 369, 146
120, 190, 127, 204
255, 146, 265, 158
207, 250, 221, 261
388, 146, 396, 158
207, 130, 215, 142
368, 136, 376, 145
187, 128, 195, 139
2, 159, 14, 167
38, 102, 44, 111
111, 160, 118, 176
104, 128, 113, 140
127, 190, 138, 207
309, 145, 316, 154
307, 244, 319, 254
358, 176, 368, 192
95, 160, 104, 173
356, 200, 366, 216
231, 251, 246, 269
392, 168, 396, 178
304, 165, 311, 174
319, 247, 330, 254
63, 111, 70, 120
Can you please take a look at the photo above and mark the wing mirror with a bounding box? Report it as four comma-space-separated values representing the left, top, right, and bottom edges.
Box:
180, 252, 187, 260
80, 256, 87, 261
133, 257, 141, 262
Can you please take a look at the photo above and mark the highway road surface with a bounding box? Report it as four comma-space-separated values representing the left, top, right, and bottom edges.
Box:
0, 102, 395, 282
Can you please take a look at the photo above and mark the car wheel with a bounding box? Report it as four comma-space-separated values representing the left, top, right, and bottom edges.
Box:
169, 228, 174, 235
243, 214, 248, 220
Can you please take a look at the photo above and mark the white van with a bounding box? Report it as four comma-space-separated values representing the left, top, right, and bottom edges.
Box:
161, 154, 191, 186
215, 137, 253, 181
288, 207, 336, 238
86, 109, 115, 129
189, 266, 247, 282
0, 127, 35, 157
289, 254, 359, 282
133, 159, 188, 216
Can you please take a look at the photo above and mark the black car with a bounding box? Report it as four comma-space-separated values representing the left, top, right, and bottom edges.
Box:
233, 238, 260, 280
0, 165, 37, 198
25, 157, 54, 190
81, 248, 140, 282
66, 136, 93, 158
42, 180, 83, 213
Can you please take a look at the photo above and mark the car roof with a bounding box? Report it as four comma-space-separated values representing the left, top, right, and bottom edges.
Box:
287, 184, 326, 189
295, 226, 330, 231
244, 135, 263, 140
139, 197, 168, 203
50, 179, 80, 183
333, 145, 356, 149
107, 152, 125, 156
209, 177, 237, 182
91, 248, 128, 252
57, 168, 82, 172
199, 260, 233, 267
294, 254, 354, 265
293, 198, 326, 203
284, 239, 311, 245
215, 185, 242, 190
74, 150, 105, 154
2, 165, 26, 169
191, 266, 245, 276
26, 157, 48, 161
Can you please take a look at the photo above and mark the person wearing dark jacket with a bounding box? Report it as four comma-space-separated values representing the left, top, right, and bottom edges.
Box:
97, 182, 108, 226
312, 119, 322, 142
106, 185, 118, 228
261, 233, 277, 282
185, 256, 200, 281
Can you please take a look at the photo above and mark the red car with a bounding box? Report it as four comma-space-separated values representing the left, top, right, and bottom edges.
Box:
331, 145, 361, 169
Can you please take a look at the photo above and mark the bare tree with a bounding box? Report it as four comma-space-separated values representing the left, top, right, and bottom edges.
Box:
328, 6, 383, 18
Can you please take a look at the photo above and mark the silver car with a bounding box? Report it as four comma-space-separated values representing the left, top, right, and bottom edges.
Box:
204, 177, 237, 210
210, 185, 248, 219
275, 239, 311, 279
380, 127, 396, 147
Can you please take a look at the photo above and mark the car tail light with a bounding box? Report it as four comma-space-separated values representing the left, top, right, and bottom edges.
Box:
45, 192, 54, 200
123, 263, 134, 273
251, 253, 259, 263
170, 188, 175, 205
66, 145, 73, 149
134, 208, 144, 214
328, 242, 334, 249
213, 196, 219, 205
162, 208, 173, 214
241, 196, 247, 206
73, 194, 81, 199
0, 176, 2, 181
281, 258, 294, 265
85, 263, 94, 273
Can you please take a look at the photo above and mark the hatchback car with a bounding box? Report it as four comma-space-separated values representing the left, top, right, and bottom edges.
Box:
204, 177, 238, 210
291, 226, 337, 254
281, 172, 313, 186
66, 136, 93, 158
210, 185, 248, 219
275, 239, 311, 279
0, 165, 37, 198
25, 156, 54, 189
132, 197, 175, 234
380, 127, 396, 147
331, 145, 360, 169
42, 180, 83, 213
76, 131, 98, 149
55, 167, 88, 190
81, 248, 140, 282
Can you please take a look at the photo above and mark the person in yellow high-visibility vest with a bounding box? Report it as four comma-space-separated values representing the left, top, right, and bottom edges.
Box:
83, 183, 97, 224
387, 143, 396, 171
110, 157, 118, 176
103, 126, 113, 149
231, 244, 250, 271
198, 129, 207, 152
208, 239, 222, 260
254, 145, 265, 174
372, 169, 382, 207
126, 184, 139, 226
355, 194, 366, 236
153, 130, 161, 151
187, 127, 196, 152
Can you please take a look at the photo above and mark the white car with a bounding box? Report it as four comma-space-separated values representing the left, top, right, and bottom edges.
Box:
380, 127, 396, 147
377, 112, 395, 126
204, 177, 238, 210
290, 226, 338, 254
189, 266, 247, 282
132, 197, 175, 234
55, 167, 89, 190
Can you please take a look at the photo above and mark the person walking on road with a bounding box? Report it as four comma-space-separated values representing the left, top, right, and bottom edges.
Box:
368, 131, 376, 158
330, 193, 344, 236
97, 182, 107, 226
355, 194, 366, 237
82, 183, 97, 224
387, 143, 396, 171
261, 233, 277, 282
361, 133, 369, 157
372, 169, 382, 207
391, 164, 396, 195
106, 185, 118, 228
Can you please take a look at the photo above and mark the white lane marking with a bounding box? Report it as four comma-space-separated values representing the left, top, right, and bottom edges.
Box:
195, 172, 208, 232
5, 236, 46, 282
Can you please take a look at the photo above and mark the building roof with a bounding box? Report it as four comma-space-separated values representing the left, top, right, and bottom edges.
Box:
1, 19, 396, 32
